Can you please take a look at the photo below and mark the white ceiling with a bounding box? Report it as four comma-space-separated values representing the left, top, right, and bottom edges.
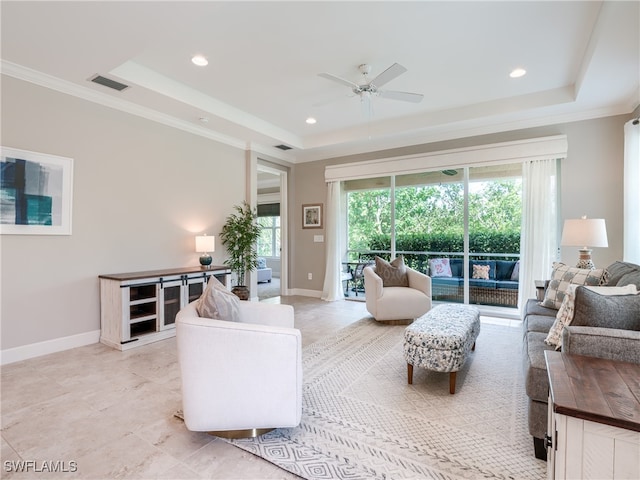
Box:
2, 1, 638, 163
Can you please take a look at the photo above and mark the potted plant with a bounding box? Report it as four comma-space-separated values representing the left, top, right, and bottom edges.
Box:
219, 201, 262, 300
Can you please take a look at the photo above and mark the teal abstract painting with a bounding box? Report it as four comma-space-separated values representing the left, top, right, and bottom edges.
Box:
0, 147, 73, 235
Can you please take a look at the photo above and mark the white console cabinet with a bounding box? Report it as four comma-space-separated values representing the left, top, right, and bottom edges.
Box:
99, 266, 230, 350
546, 351, 640, 480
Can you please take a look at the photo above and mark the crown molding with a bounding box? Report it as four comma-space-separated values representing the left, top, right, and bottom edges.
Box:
1, 60, 252, 151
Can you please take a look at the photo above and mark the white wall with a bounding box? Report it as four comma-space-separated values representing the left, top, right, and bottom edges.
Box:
1, 76, 246, 356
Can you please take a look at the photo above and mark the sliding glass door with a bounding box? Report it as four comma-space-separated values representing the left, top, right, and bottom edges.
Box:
345, 165, 522, 309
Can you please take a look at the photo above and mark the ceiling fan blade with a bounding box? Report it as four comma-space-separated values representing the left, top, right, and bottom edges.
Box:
318, 72, 359, 89
379, 90, 424, 103
370, 63, 407, 88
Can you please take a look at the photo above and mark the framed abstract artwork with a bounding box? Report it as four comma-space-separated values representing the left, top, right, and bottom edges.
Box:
0, 147, 74, 235
302, 203, 322, 229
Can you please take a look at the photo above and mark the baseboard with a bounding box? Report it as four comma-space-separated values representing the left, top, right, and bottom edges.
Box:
1, 329, 101, 365
290, 288, 322, 298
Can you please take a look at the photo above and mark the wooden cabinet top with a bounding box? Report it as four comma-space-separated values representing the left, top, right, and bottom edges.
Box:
545, 350, 640, 432
99, 266, 230, 281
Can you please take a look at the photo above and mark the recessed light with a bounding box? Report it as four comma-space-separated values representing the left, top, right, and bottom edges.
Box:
306, 117, 317, 124
510, 68, 526, 78
192, 55, 208, 67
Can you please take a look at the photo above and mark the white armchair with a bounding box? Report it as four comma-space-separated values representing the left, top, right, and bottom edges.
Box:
364, 265, 432, 321
176, 300, 302, 437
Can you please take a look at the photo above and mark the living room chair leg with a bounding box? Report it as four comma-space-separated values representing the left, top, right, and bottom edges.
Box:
449, 372, 456, 394
472, 342, 476, 351
407, 364, 413, 385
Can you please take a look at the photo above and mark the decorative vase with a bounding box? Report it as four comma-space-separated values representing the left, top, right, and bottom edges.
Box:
231, 285, 250, 301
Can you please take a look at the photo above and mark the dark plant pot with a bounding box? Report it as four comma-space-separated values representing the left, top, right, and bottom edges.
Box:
231, 285, 250, 301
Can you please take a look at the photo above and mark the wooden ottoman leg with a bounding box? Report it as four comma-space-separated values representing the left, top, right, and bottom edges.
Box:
407, 364, 413, 385
472, 342, 476, 351
449, 372, 457, 394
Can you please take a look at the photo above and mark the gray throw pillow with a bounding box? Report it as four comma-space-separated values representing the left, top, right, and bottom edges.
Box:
196, 276, 240, 321
375, 255, 409, 287
571, 286, 640, 331
617, 271, 640, 289
604, 261, 640, 285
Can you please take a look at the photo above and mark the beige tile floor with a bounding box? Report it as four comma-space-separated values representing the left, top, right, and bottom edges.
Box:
1, 297, 515, 479
0, 296, 368, 480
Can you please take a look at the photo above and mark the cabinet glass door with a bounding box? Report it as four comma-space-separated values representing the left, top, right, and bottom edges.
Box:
186, 274, 209, 304
160, 280, 182, 329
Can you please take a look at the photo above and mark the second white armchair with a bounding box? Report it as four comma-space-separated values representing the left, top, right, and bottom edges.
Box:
364, 264, 432, 322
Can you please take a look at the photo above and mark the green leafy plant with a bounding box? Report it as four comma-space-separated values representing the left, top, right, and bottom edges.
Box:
219, 202, 261, 286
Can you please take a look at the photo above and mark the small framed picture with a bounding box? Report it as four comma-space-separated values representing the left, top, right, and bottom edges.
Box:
302, 203, 323, 229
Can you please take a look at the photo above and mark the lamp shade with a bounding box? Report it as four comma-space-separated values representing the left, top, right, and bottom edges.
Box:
560, 218, 608, 248
195, 235, 215, 253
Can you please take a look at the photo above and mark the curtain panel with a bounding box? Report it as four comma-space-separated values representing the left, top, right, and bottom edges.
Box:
624, 119, 640, 263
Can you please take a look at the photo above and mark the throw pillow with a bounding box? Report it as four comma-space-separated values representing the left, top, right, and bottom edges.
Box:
257, 257, 267, 269
472, 264, 490, 280
196, 276, 240, 321
617, 271, 640, 289
510, 261, 520, 281
375, 255, 409, 287
545, 284, 579, 350
429, 258, 452, 278
544, 284, 638, 350
540, 262, 606, 310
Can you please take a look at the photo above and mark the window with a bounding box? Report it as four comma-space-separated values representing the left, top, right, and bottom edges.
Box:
258, 216, 280, 258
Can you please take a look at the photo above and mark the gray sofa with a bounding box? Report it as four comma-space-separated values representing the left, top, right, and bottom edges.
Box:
522, 261, 640, 460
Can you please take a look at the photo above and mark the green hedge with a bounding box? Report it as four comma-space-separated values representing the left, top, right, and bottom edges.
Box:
365, 231, 520, 272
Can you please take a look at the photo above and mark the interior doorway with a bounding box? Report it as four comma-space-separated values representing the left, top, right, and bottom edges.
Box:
257, 164, 288, 300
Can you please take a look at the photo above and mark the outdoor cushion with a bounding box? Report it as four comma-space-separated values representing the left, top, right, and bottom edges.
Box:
496, 260, 516, 280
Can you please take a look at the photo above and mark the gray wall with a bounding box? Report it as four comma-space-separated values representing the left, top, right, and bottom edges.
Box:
1, 76, 246, 351
291, 115, 629, 291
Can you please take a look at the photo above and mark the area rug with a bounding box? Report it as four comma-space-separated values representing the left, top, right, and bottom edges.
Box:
230, 318, 546, 479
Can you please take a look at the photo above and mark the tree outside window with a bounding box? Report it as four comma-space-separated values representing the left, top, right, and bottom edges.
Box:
258, 216, 280, 258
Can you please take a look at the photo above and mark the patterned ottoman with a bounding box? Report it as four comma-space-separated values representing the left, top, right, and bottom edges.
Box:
403, 304, 481, 394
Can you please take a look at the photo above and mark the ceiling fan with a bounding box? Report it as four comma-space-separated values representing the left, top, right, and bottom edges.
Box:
318, 63, 424, 106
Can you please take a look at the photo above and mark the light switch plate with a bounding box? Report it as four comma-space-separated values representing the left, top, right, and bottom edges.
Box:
314, 235, 324, 243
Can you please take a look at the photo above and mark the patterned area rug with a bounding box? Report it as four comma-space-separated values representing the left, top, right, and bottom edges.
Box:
230, 318, 546, 479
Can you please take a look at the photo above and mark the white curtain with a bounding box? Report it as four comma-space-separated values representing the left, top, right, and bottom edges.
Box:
519, 158, 560, 310
321, 181, 344, 301
624, 119, 640, 263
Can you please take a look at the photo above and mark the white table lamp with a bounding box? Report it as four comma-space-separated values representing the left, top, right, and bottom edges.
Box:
560, 216, 608, 269
195, 235, 215, 268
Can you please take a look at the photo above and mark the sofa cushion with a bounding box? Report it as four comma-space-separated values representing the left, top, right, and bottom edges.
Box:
431, 277, 463, 287
449, 258, 463, 277
524, 314, 557, 334
196, 276, 240, 322
495, 260, 516, 281
540, 262, 606, 309
429, 258, 453, 278
524, 331, 556, 403
375, 255, 409, 287
571, 286, 640, 331
497, 280, 519, 290
604, 261, 640, 286
524, 298, 557, 318
469, 278, 496, 288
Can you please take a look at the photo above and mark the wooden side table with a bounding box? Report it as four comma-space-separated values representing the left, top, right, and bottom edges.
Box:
535, 280, 547, 301
545, 351, 640, 479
